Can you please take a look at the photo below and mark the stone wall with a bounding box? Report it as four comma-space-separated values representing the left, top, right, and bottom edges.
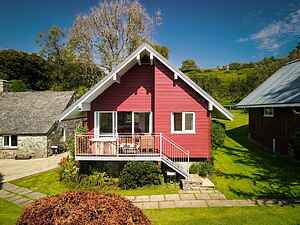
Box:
0, 135, 48, 159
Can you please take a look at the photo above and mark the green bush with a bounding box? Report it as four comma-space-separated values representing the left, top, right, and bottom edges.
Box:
119, 162, 162, 189
58, 157, 80, 185
58, 157, 116, 188
212, 121, 226, 150
189, 161, 214, 177
10, 80, 27, 92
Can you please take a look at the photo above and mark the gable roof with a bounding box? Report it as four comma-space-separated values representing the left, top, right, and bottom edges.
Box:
59, 43, 233, 121
0, 91, 74, 135
237, 59, 300, 108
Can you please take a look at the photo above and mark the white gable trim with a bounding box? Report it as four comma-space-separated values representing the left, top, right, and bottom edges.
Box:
59, 43, 233, 121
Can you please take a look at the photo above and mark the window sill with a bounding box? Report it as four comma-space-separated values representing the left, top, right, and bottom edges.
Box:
0, 147, 18, 150
171, 131, 196, 134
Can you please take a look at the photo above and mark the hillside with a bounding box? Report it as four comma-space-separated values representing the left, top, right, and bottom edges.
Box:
184, 58, 286, 105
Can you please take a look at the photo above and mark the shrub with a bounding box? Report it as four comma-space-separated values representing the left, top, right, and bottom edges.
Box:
78, 170, 117, 189
212, 121, 226, 150
58, 157, 80, 185
189, 161, 214, 177
119, 162, 161, 189
17, 192, 151, 225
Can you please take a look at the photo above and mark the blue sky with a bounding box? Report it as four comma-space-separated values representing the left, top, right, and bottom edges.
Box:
1, 0, 300, 68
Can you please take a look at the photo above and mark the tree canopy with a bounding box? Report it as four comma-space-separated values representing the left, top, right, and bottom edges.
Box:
180, 59, 199, 72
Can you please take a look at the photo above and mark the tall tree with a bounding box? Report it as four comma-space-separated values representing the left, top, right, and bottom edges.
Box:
0, 50, 50, 90
37, 26, 103, 91
180, 59, 199, 72
70, 0, 161, 72
288, 37, 300, 61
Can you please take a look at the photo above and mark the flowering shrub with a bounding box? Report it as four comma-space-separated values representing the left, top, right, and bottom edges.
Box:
17, 192, 151, 225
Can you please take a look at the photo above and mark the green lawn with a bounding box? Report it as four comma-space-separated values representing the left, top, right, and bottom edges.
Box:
145, 205, 300, 225
212, 110, 300, 199
11, 169, 179, 196
10, 110, 300, 200
0, 199, 22, 225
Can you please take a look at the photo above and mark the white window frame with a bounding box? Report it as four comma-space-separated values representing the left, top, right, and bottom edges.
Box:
171, 112, 196, 134
263, 107, 274, 117
3, 135, 18, 148
94, 111, 152, 137
94, 111, 116, 137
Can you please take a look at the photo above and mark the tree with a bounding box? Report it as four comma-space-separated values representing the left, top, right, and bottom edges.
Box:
0, 50, 50, 90
288, 37, 300, 61
151, 43, 169, 59
70, 0, 161, 72
180, 59, 199, 72
37, 26, 103, 91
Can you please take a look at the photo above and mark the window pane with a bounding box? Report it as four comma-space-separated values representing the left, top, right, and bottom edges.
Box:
134, 113, 150, 133
11, 135, 17, 146
173, 113, 182, 131
3, 136, 9, 146
100, 113, 113, 134
185, 113, 194, 131
118, 112, 132, 134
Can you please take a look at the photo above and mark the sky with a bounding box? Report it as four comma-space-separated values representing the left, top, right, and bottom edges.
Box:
0, 0, 300, 68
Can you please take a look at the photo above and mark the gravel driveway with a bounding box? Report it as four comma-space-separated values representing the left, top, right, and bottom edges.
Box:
0, 153, 67, 182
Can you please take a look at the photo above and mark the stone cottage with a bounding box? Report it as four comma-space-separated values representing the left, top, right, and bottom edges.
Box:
0, 80, 75, 159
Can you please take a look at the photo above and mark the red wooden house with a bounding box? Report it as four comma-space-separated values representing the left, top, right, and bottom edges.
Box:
59, 43, 233, 177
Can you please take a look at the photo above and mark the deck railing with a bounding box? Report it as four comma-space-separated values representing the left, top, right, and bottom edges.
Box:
75, 133, 189, 177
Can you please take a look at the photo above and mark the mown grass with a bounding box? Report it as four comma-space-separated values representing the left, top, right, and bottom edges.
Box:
212, 110, 300, 199
11, 169, 179, 196
145, 205, 300, 225
0, 199, 22, 225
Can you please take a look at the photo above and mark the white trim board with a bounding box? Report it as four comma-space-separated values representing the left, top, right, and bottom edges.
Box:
59, 43, 233, 122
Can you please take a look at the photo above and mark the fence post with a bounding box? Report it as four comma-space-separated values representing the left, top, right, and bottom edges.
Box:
74, 132, 77, 157
159, 133, 162, 157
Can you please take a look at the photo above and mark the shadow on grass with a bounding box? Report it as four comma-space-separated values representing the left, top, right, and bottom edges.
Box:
217, 124, 300, 199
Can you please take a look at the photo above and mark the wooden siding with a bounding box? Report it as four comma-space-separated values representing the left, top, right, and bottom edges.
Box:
249, 107, 300, 154
88, 64, 154, 134
153, 60, 211, 158
88, 61, 212, 159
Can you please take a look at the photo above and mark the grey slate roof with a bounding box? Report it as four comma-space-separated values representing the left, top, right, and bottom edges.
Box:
0, 91, 74, 135
237, 59, 300, 107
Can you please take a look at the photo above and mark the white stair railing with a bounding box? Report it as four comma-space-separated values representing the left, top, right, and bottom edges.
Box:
159, 133, 190, 178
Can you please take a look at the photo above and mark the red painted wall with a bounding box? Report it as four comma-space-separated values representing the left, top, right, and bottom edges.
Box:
88, 64, 154, 134
88, 61, 211, 159
153, 60, 211, 159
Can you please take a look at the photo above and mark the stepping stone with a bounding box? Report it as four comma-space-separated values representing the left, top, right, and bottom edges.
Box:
0, 190, 15, 199
124, 196, 135, 201
140, 201, 159, 209
165, 194, 180, 201
13, 197, 31, 206
2, 183, 19, 192
175, 200, 207, 208
134, 195, 150, 202
149, 195, 164, 201
179, 193, 196, 200
159, 201, 176, 208
208, 193, 226, 200
195, 193, 210, 200
25, 192, 47, 200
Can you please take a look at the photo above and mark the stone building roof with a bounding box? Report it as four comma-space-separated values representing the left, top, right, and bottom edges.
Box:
0, 91, 74, 135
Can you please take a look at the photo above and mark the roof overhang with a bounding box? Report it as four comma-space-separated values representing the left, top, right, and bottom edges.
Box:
236, 103, 300, 108
59, 43, 233, 122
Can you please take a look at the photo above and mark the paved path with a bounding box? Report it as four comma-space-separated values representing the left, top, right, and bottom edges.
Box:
0, 153, 67, 182
1, 183, 296, 209
0, 183, 47, 207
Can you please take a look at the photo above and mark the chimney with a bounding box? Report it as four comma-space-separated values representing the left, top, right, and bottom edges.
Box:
0, 80, 8, 95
